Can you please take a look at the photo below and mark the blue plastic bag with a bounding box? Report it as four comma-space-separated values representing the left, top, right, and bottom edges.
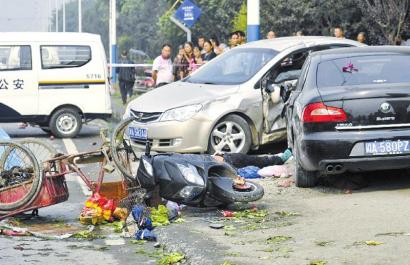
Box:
135, 228, 157, 241
131, 206, 153, 230
238, 166, 261, 179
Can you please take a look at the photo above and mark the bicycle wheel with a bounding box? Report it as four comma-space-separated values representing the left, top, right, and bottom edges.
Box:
0, 141, 42, 213
110, 117, 141, 182
18, 138, 58, 166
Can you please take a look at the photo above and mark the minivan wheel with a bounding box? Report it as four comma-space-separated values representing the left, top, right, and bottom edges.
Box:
294, 143, 317, 188
208, 115, 251, 154
49, 108, 82, 138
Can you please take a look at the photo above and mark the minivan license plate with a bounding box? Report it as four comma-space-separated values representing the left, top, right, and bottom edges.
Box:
129, 127, 147, 140
365, 140, 410, 155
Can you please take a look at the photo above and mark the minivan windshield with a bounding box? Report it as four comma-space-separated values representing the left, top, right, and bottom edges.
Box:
317, 54, 410, 88
184, 48, 278, 85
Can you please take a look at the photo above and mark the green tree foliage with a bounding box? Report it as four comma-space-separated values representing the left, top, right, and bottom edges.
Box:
232, 2, 247, 33
357, 0, 410, 44
51, 0, 410, 59
260, 0, 371, 41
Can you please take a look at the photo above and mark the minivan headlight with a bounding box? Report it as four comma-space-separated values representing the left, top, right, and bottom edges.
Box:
159, 104, 202, 122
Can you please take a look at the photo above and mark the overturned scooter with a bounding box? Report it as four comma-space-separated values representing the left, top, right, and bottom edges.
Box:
136, 142, 264, 207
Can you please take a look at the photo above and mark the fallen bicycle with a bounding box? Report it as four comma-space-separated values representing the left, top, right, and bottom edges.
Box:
0, 135, 138, 220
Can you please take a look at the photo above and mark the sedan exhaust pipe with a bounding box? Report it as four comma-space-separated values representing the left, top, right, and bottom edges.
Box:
325, 164, 345, 174
334, 164, 344, 172
326, 164, 334, 173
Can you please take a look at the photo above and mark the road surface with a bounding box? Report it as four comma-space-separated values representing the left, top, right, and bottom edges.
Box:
2, 123, 410, 265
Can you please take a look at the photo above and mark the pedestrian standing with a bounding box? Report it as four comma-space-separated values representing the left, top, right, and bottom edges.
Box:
117, 50, 136, 105
229, 32, 239, 49
173, 45, 184, 81
357, 32, 366, 44
334, 26, 345, 39
395, 36, 403, 46
179, 41, 195, 79
192, 46, 203, 71
210, 36, 220, 54
266, 31, 276, 39
152, 44, 174, 88
202, 40, 216, 62
236, 30, 246, 44
197, 35, 206, 54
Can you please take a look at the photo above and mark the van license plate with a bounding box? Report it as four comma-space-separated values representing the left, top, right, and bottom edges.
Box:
129, 127, 147, 140
365, 140, 410, 155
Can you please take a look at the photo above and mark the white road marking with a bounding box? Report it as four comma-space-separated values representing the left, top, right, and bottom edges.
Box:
62, 138, 92, 196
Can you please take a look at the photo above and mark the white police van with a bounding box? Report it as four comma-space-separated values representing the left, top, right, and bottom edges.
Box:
0, 32, 112, 138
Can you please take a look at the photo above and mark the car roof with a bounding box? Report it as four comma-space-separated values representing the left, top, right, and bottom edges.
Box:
0, 32, 101, 42
237, 36, 365, 51
311, 45, 410, 60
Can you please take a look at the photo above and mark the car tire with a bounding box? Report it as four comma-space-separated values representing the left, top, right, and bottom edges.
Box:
49, 108, 82, 138
294, 141, 317, 188
208, 115, 252, 154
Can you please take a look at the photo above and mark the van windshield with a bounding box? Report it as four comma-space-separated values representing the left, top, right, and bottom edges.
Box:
184, 48, 278, 85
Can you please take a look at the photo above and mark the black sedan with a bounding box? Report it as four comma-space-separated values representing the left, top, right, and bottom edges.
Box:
284, 46, 410, 187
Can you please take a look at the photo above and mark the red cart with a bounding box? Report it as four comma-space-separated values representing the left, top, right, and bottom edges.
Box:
0, 139, 131, 220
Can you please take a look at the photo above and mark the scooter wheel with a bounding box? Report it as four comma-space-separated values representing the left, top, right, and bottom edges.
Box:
210, 177, 264, 203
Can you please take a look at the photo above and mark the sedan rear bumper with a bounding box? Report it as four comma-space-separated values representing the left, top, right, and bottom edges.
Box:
298, 129, 410, 173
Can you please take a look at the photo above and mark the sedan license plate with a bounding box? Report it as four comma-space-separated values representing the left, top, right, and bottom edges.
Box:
128, 127, 147, 140
365, 140, 410, 155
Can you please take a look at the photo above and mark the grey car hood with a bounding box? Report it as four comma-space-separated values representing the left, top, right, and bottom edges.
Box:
128, 81, 239, 112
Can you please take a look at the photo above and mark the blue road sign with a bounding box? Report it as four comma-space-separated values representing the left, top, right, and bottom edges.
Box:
174, 0, 201, 28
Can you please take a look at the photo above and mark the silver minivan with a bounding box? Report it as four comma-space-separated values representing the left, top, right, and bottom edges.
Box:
124, 36, 364, 153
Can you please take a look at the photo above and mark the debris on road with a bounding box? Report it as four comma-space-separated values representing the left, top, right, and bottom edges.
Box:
364, 240, 383, 246
238, 166, 262, 179
277, 178, 295, 188
258, 165, 290, 178
80, 193, 117, 225
209, 223, 225, 229
266, 235, 292, 244
150, 205, 171, 227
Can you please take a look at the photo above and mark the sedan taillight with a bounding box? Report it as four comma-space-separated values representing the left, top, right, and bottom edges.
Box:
302, 102, 347, 123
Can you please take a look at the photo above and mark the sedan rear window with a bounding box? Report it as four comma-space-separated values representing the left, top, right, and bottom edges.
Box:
317, 55, 410, 88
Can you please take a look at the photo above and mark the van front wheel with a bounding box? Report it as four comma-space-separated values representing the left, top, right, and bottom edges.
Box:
49, 108, 82, 138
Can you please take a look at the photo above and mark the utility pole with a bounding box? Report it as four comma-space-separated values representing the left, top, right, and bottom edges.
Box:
170, 16, 191, 42
78, 0, 82, 32
62, 0, 66, 32
109, 0, 117, 83
55, 0, 58, 32
247, 0, 260, 42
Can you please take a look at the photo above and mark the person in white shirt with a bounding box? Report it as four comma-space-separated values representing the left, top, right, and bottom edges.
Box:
152, 44, 174, 87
